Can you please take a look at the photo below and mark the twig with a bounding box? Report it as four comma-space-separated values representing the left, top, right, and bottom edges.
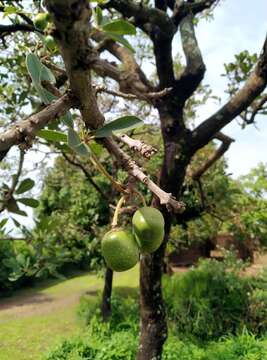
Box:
62, 152, 111, 202
248, 93, 267, 124
115, 134, 157, 159
0, 149, 25, 213
95, 85, 172, 102
189, 132, 234, 180
41, 59, 66, 75
103, 138, 185, 213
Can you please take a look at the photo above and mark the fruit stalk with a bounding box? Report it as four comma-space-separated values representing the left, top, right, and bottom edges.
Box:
111, 196, 125, 228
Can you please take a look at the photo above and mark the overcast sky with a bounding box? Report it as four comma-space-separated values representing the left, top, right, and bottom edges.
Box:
194, 0, 267, 176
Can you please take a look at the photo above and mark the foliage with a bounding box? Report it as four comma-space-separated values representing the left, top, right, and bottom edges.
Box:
0, 154, 112, 293
45, 328, 267, 360
163, 257, 267, 341
169, 162, 267, 252
30, 156, 111, 275
46, 281, 267, 360
0, 239, 35, 293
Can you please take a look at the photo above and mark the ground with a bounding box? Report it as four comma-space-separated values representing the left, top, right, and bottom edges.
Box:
0, 253, 266, 360
0, 266, 139, 360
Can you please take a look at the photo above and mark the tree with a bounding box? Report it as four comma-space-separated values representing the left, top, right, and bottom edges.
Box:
0, 1, 266, 359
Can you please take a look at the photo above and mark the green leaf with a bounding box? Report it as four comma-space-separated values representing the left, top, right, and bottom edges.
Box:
15, 178, 35, 195
67, 128, 90, 157
26, 53, 56, 84
40, 65, 56, 84
61, 111, 73, 128
0, 218, 8, 229
34, 84, 57, 105
94, 116, 143, 138
37, 129, 68, 143
105, 33, 135, 52
89, 141, 103, 156
26, 53, 57, 104
94, 6, 103, 25
102, 19, 136, 35
26, 53, 42, 84
17, 198, 39, 208
68, 128, 82, 148
6, 197, 27, 216
12, 217, 21, 228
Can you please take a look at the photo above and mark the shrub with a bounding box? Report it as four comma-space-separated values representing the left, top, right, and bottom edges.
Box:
163, 258, 256, 340
0, 240, 35, 294
78, 288, 139, 332
247, 288, 267, 334
45, 326, 267, 360
45, 320, 137, 360
205, 331, 267, 360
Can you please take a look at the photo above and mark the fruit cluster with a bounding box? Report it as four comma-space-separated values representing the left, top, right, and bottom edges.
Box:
34, 13, 57, 52
101, 207, 165, 272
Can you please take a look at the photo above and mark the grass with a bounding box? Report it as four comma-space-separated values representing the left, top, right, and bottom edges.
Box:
0, 266, 139, 360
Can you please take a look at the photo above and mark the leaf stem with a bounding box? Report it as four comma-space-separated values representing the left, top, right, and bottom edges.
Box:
87, 144, 126, 194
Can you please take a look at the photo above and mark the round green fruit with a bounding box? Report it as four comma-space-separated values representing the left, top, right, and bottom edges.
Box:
132, 206, 165, 253
34, 13, 50, 30
101, 228, 139, 272
44, 35, 57, 52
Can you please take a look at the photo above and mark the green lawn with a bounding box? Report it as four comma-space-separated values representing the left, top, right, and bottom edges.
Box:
0, 266, 139, 360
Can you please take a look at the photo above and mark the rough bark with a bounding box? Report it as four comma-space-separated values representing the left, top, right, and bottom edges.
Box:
137, 106, 191, 360
0, 93, 75, 161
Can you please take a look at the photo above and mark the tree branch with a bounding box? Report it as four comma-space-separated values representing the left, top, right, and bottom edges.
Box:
0, 149, 25, 213
0, 23, 36, 38
170, 0, 220, 24
95, 84, 172, 103
62, 152, 111, 202
114, 134, 158, 159
91, 31, 153, 95
191, 35, 267, 152
174, 13, 205, 102
248, 93, 267, 124
45, 0, 104, 129
103, 0, 173, 33
189, 132, 234, 180
102, 138, 185, 213
102, 0, 176, 88
0, 93, 76, 159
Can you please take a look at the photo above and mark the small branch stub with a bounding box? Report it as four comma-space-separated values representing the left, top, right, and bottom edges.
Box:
103, 138, 185, 213
115, 134, 157, 159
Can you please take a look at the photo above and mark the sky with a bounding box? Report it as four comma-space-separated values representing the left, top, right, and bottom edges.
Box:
193, 0, 267, 176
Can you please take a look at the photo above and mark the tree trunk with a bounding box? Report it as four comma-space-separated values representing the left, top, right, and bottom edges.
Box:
137, 106, 191, 360
101, 267, 113, 321
137, 219, 171, 360
100, 162, 117, 321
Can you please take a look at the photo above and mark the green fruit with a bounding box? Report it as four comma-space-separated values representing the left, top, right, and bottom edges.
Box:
44, 35, 57, 51
132, 207, 165, 253
34, 13, 50, 30
101, 228, 139, 272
